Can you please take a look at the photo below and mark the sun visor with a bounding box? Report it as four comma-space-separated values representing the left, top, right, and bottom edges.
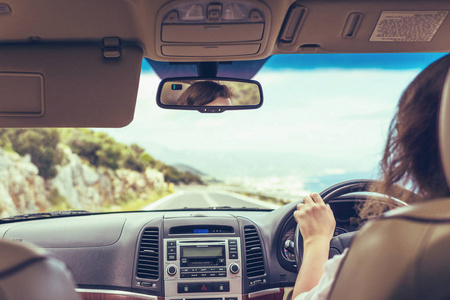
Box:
0, 42, 143, 128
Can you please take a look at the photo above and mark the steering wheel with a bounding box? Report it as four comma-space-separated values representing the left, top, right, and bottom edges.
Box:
293, 179, 419, 270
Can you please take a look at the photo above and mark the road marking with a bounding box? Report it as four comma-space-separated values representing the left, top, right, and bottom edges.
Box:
142, 189, 281, 210
217, 191, 280, 209
201, 191, 220, 207
143, 191, 184, 210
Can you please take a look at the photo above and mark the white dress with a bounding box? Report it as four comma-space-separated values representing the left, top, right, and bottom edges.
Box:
294, 249, 348, 300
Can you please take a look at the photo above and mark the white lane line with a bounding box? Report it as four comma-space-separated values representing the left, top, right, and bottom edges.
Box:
216, 191, 280, 209
142, 191, 185, 210
201, 191, 221, 207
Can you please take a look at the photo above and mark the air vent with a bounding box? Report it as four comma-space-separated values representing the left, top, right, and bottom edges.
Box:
136, 228, 159, 280
244, 226, 265, 277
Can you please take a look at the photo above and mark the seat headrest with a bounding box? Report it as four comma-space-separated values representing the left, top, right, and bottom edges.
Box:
383, 198, 450, 222
0, 240, 47, 274
439, 67, 450, 190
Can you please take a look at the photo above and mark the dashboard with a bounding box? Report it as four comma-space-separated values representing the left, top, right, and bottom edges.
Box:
0, 199, 360, 300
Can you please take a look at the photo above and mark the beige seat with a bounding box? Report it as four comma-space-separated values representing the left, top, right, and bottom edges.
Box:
0, 239, 80, 300
327, 67, 450, 300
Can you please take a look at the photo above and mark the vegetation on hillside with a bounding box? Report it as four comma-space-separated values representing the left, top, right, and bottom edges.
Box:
0, 129, 62, 178
0, 128, 202, 185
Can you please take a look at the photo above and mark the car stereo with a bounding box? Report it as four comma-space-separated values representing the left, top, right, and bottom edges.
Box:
164, 238, 242, 300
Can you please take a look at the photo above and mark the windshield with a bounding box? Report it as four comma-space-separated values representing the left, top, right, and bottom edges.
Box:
0, 53, 447, 217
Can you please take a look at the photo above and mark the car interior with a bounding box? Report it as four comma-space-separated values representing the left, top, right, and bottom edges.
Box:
0, 0, 450, 300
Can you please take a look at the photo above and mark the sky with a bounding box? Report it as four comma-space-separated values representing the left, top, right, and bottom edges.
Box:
97, 53, 447, 185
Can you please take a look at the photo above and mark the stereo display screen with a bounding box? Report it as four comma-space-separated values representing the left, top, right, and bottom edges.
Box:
181, 245, 224, 258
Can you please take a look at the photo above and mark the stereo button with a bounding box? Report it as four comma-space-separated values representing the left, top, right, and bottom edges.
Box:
166, 265, 178, 276
178, 284, 190, 293
229, 263, 240, 274
213, 282, 230, 292
167, 254, 176, 261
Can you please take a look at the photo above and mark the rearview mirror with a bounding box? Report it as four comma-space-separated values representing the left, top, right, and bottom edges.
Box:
156, 78, 263, 113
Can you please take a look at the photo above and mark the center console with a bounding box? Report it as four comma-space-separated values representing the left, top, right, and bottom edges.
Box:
163, 219, 242, 300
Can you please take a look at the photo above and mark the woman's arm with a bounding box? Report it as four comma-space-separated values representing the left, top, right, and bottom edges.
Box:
292, 193, 336, 299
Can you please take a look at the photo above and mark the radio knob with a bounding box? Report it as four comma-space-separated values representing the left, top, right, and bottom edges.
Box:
166, 264, 178, 276
229, 263, 240, 274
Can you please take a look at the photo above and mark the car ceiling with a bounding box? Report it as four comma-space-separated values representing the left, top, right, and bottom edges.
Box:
2, 0, 450, 60
0, 0, 449, 127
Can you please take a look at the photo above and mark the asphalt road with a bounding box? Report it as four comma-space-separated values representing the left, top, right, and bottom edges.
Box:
143, 190, 279, 210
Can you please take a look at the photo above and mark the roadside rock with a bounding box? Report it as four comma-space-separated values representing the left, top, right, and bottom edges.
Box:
0, 150, 48, 217
0, 147, 168, 217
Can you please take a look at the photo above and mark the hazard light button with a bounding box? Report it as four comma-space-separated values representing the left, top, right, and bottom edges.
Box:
177, 283, 212, 293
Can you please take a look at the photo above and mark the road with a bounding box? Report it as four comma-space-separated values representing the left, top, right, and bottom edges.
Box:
143, 188, 279, 210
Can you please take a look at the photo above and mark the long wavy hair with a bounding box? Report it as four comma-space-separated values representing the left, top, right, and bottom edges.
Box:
359, 54, 450, 219
177, 81, 232, 106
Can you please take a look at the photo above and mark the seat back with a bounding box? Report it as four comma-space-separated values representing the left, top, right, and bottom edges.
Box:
0, 239, 80, 300
440, 66, 450, 188
327, 199, 450, 300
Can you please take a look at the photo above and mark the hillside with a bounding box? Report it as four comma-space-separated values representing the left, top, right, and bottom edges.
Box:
172, 164, 221, 184
0, 129, 202, 218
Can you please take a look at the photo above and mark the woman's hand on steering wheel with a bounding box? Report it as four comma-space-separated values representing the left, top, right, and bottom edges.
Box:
292, 193, 338, 296
293, 179, 419, 270
294, 193, 336, 247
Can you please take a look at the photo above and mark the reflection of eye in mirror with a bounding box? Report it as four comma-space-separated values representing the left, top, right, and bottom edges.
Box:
157, 78, 263, 112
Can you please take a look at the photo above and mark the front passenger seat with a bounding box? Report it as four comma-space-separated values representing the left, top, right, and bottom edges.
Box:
0, 239, 80, 300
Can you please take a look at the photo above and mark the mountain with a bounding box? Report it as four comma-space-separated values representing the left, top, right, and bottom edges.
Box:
172, 164, 222, 184
172, 164, 205, 176
140, 141, 377, 181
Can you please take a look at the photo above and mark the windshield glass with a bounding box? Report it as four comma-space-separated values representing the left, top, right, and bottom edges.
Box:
0, 53, 447, 217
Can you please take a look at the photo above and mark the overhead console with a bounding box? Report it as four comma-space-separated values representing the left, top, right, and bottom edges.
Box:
155, 0, 271, 60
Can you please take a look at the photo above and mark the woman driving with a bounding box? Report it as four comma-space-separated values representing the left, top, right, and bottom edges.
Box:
292, 53, 450, 300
